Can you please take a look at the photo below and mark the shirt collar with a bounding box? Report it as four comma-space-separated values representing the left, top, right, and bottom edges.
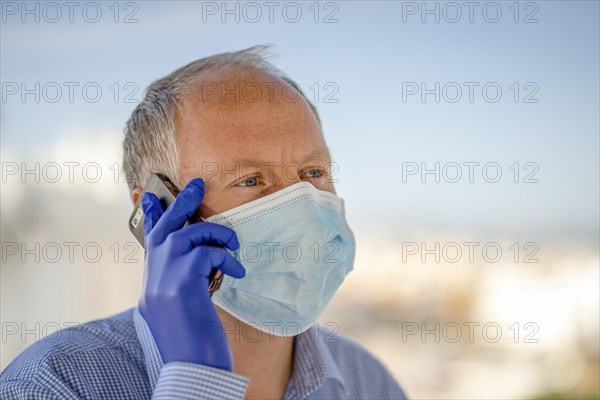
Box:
133, 308, 348, 398
286, 325, 349, 399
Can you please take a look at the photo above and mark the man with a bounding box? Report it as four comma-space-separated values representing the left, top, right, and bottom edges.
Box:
1, 46, 407, 399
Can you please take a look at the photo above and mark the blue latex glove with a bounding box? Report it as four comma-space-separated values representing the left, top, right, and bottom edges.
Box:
138, 177, 245, 371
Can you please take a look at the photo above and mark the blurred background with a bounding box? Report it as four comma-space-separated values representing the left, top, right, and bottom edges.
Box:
1, 1, 598, 399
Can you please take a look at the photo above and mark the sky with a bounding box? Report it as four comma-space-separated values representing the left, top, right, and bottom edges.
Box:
1, 0, 599, 240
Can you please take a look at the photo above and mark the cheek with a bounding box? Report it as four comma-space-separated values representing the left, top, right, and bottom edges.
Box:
198, 203, 219, 219
197, 190, 224, 218
329, 183, 337, 195
195, 177, 222, 217
323, 182, 337, 195
312, 177, 336, 195
198, 188, 246, 218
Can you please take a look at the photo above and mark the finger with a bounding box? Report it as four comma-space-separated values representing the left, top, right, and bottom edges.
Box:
169, 222, 239, 253
189, 246, 246, 279
142, 192, 164, 247
152, 178, 205, 244
209, 248, 246, 279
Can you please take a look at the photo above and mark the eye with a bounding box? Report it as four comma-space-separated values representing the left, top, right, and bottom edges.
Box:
236, 176, 261, 187
302, 168, 326, 179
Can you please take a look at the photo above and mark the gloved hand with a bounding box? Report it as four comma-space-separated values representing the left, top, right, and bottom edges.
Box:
138, 177, 245, 371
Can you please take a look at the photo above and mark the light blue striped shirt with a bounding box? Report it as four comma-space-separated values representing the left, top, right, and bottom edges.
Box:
1, 308, 407, 399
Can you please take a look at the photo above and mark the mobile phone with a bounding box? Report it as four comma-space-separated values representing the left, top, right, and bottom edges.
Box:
129, 173, 223, 295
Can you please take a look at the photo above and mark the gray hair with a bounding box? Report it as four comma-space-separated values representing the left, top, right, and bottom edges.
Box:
122, 45, 321, 193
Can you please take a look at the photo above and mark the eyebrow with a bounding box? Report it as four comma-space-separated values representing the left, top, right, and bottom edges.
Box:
232, 147, 332, 168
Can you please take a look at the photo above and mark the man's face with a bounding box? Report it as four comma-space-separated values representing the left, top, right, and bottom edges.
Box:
174, 69, 335, 218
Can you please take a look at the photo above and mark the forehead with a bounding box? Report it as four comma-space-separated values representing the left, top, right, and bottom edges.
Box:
174, 68, 328, 174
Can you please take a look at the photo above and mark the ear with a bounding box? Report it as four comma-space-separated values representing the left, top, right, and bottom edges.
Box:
131, 186, 143, 205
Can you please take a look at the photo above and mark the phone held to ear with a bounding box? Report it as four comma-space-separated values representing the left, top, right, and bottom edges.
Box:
128, 173, 224, 296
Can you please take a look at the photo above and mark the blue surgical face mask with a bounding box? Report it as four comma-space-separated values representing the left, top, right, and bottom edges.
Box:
203, 182, 355, 336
